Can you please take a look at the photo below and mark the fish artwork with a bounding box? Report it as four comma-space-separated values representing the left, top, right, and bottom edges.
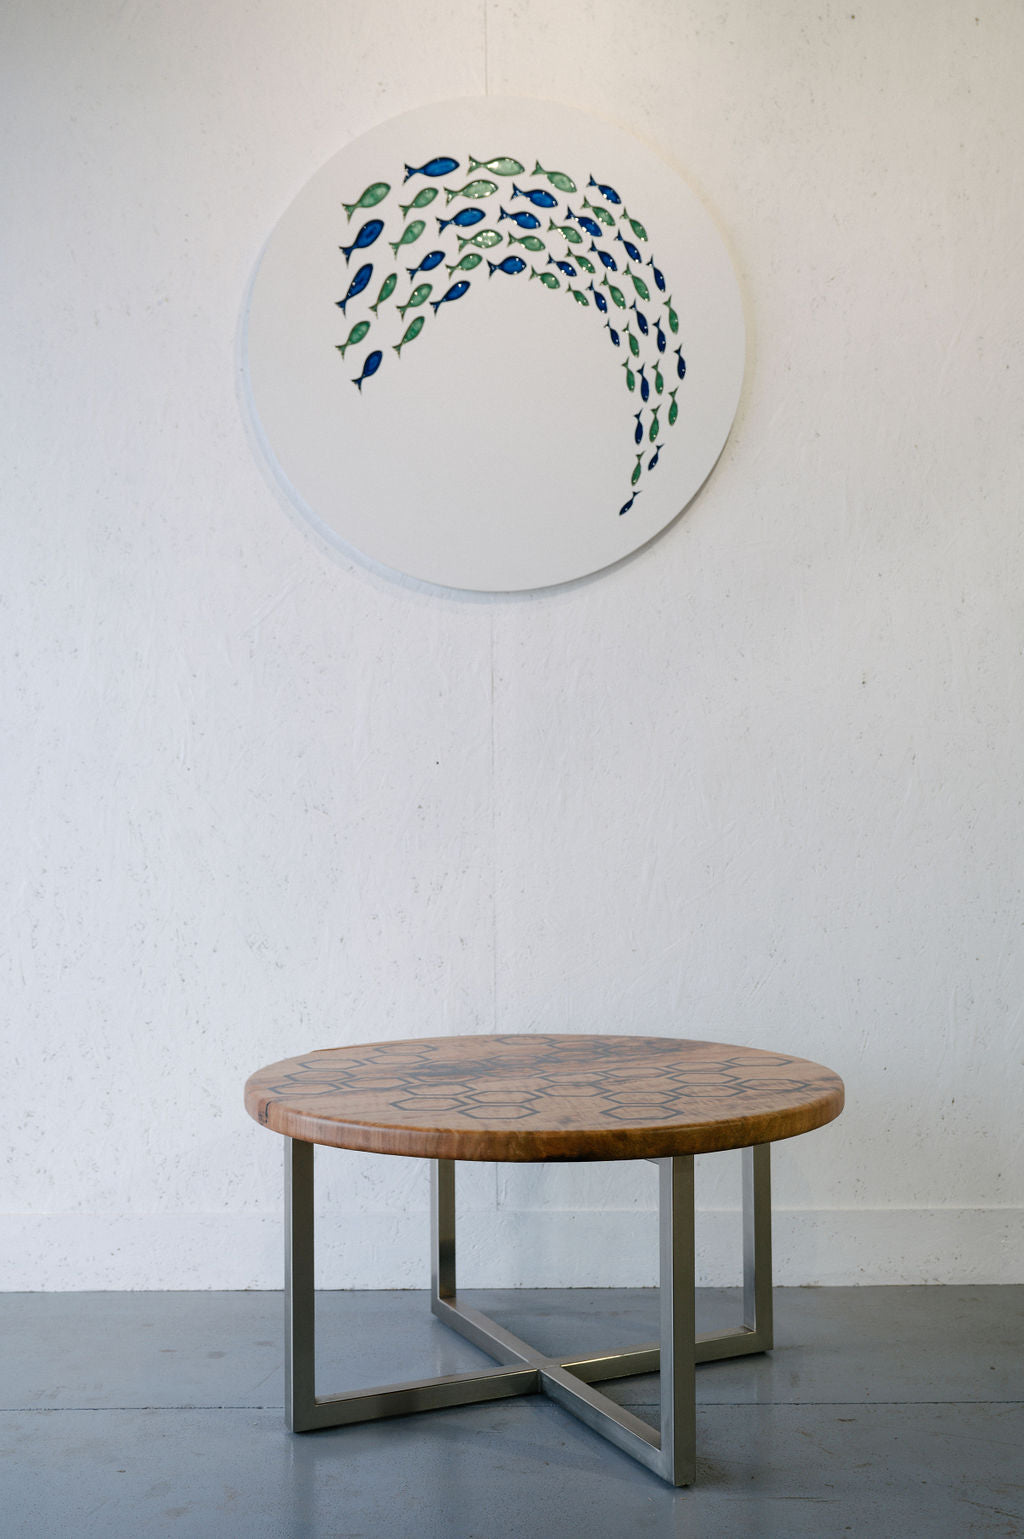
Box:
602, 278, 626, 310
648, 410, 660, 442
632, 303, 649, 336
574, 251, 595, 274
605, 320, 621, 346
397, 283, 432, 319
567, 286, 589, 306
655, 320, 667, 354
404, 156, 459, 181
548, 255, 576, 278
616, 232, 643, 264
529, 268, 560, 289
622, 210, 649, 241
668, 388, 679, 426
638, 363, 650, 402
351, 349, 382, 391
582, 196, 614, 226
506, 233, 545, 251
633, 409, 644, 445
343, 181, 390, 220
666, 296, 679, 334
444, 178, 498, 203
648, 442, 663, 471
625, 326, 639, 358
487, 255, 527, 277
631, 452, 643, 486
446, 251, 484, 276
511, 184, 558, 208
627, 268, 651, 302
340, 218, 384, 262
336, 262, 373, 314
532, 161, 577, 192
457, 228, 502, 250
618, 490, 641, 516
335, 319, 370, 358
468, 155, 525, 176
589, 282, 607, 312
369, 272, 397, 314
648, 256, 666, 292
389, 219, 425, 255
437, 206, 485, 234
407, 249, 445, 280
654, 363, 664, 395
590, 242, 617, 271
430, 279, 471, 314
548, 220, 582, 245
398, 186, 439, 219
622, 357, 635, 390
393, 316, 425, 357
674, 346, 686, 379
498, 207, 541, 230
588, 175, 622, 204
567, 207, 603, 239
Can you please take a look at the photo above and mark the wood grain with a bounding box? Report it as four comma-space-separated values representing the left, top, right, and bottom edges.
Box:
244, 1034, 844, 1161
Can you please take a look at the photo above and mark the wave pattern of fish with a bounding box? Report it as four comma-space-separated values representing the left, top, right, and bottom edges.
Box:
336, 158, 685, 515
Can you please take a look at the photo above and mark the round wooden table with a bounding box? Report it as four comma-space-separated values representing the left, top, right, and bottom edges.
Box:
245, 1033, 844, 1486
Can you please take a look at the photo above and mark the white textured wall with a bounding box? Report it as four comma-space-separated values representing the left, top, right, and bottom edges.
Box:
2, 0, 1022, 1289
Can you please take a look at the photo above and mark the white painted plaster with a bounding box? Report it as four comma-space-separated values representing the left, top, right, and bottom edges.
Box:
1, 0, 1022, 1288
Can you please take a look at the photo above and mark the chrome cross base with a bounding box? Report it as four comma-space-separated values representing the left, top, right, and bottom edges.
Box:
284, 1143, 773, 1487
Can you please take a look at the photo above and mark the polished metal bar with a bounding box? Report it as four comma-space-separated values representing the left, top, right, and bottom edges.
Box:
303, 1364, 540, 1430
430, 1159, 456, 1304
658, 1154, 697, 1486
742, 1143, 774, 1349
540, 1364, 663, 1476
431, 1292, 542, 1367
559, 1344, 661, 1382
284, 1138, 317, 1432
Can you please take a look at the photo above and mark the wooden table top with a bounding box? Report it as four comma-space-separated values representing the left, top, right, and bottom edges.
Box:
245, 1034, 844, 1162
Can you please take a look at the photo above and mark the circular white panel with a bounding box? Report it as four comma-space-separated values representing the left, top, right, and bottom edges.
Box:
244, 98, 744, 592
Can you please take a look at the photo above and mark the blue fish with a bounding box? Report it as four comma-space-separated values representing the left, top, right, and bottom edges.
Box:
619, 490, 641, 516
648, 442, 663, 471
336, 262, 373, 314
633, 409, 644, 445
587, 175, 621, 204
615, 232, 642, 263
498, 206, 541, 229
590, 242, 617, 272
638, 364, 650, 402
655, 321, 667, 353
407, 249, 445, 279
648, 257, 666, 292
437, 206, 485, 233
567, 206, 602, 239
605, 320, 620, 346
431, 279, 470, 314
632, 303, 648, 336
675, 347, 686, 379
548, 255, 576, 278
589, 282, 607, 312
404, 156, 459, 181
511, 184, 558, 208
340, 218, 384, 263
488, 255, 526, 277
351, 349, 382, 392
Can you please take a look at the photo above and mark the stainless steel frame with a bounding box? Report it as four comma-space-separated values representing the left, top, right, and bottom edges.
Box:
284, 1141, 773, 1486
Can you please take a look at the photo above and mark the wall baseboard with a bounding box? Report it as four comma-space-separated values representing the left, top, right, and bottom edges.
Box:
2, 1206, 1019, 1290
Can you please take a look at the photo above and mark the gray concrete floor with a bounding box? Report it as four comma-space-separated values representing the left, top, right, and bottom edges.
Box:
2, 1287, 1022, 1538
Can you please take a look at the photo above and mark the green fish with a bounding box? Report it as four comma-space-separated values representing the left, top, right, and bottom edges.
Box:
648, 410, 660, 442
654, 363, 664, 395
622, 358, 635, 392
444, 178, 497, 203
583, 197, 614, 227
468, 155, 524, 176
622, 208, 648, 241
666, 296, 679, 334
603, 277, 626, 309
343, 181, 390, 220
393, 315, 425, 357
533, 161, 577, 193
446, 251, 484, 276
548, 219, 582, 245
668, 388, 679, 426
631, 452, 643, 486
398, 187, 438, 219
530, 267, 560, 290
574, 251, 595, 275
567, 286, 589, 307
397, 283, 432, 319
626, 268, 650, 302
625, 327, 639, 359
458, 228, 502, 250
335, 319, 370, 358
369, 272, 397, 314
390, 219, 425, 255
507, 233, 545, 252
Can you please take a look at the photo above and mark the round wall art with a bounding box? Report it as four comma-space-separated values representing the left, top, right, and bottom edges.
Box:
243, 98, 745, 592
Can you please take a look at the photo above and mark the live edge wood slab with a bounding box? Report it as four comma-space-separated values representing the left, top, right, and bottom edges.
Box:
244, 1034, 844, 1162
